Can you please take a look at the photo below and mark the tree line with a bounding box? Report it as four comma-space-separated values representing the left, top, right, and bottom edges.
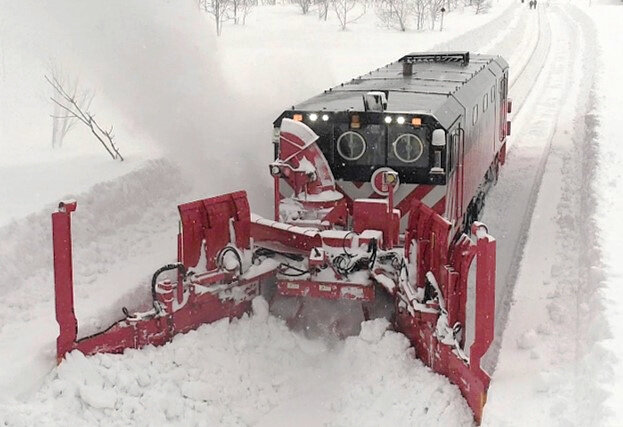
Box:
199, 0, 491, 35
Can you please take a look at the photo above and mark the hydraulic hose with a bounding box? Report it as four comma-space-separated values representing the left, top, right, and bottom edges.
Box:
151, 263, 187, 314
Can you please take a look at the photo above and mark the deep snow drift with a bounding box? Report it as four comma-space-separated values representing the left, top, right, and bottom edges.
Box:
0, 299, 473, 426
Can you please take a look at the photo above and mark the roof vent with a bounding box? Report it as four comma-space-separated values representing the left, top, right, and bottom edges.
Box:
399, 51, 470, 67
363, 91, 387, 112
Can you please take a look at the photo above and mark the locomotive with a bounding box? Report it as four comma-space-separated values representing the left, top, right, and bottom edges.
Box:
52, 52, 509, 423
273, 51, 510, 235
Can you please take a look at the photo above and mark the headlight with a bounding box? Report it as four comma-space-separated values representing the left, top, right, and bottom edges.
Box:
309, 113, 318, 121
337, 131, 367, 161
392, 134, 424, 163
384, 116, 392, 124
396, 116, 405, 125
322, 114, 329, 121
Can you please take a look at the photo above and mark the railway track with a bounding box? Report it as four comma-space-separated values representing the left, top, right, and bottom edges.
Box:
479, 3, 593, 377
484, 4, 601, 423
427, 4, 556, 358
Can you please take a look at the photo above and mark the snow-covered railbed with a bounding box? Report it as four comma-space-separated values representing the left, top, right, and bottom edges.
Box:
0, 300, 473, 426
484, 3, 609, 425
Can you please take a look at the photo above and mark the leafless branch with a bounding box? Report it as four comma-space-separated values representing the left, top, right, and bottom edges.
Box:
45, 74, 123, 161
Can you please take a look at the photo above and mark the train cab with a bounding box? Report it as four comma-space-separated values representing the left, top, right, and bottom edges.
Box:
273, 52, 510, 234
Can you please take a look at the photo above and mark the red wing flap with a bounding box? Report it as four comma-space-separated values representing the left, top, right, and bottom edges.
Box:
402, 200, 496, 424
405, 199, 452, 286
52, 204, 78, 363
178, 191, 251, 271
450, 236, 477, 346
468, 226, 496, 381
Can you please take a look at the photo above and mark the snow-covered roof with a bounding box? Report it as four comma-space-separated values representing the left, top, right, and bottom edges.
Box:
282, 53, 508, 129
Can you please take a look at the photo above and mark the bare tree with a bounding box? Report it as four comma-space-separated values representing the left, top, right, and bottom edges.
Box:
240, 0, 254, 24
332, 0, 366, 30
317, 0, 330, 20
231, 0, 241, 23
296, 0, 313, 14
427, 0, 445, 29
412, 0, 428, 29
376, 0, 412, 31
48, 63, 94, 148
443, 0, 458, 12
230, 0, 254, 23
198, 0, 232, 36
472, 0, 490, 13
45, 75, 123, 161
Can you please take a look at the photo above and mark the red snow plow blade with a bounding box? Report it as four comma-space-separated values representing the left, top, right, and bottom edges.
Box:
53, 194, 276, 359
52, 120, 496, 423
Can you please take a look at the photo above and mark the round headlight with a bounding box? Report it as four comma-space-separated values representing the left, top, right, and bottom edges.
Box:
337, 131, 367, 161
309, 113, 318, 121
384, 116, 392, 124
393, 134, 424, 163
322, 114, 329, 121
396, 116, 405, 125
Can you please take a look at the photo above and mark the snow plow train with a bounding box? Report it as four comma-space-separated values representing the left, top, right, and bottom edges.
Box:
52, 52, 510, 423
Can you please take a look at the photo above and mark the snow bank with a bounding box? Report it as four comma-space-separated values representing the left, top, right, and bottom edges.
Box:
0, 298, 472, 426
586, 2, 623, 424
484, 4, 618, 425
0, 160, 187, 398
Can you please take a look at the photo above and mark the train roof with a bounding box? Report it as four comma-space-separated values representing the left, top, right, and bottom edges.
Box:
290, 52, 509, 129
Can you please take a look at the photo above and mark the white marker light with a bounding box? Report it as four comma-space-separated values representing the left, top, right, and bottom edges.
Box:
397, 116, 405, 124
309, 113, 318, 121
384, 116, 392, 124
322, 114, 329, 121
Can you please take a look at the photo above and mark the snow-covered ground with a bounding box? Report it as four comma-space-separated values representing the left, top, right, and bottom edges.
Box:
1, 303, 473, 426
585, 2, 623, 423
1, 0, 623, 425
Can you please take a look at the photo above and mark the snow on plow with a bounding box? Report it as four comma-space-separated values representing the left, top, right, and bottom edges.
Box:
53, 118, 497, 423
